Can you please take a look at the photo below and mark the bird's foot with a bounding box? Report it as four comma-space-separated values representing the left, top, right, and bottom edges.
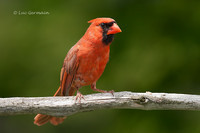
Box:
75, 90, 85, 103
107, 90, 114, 96
91, 83, 115, 96
92, 87, 114, 96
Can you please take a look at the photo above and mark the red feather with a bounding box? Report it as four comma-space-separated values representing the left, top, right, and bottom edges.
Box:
34, 18, 121, 126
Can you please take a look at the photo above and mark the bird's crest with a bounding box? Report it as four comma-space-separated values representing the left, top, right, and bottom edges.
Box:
88, 17, 115, 24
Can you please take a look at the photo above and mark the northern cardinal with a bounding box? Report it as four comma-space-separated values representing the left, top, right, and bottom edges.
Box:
34, 17, 121, 126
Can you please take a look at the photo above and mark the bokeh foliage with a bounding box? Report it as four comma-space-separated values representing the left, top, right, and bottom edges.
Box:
0, 0, 200, 133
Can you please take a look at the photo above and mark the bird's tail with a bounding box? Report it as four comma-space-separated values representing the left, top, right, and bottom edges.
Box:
34, 114, 66, 126
34, 86, 66, 126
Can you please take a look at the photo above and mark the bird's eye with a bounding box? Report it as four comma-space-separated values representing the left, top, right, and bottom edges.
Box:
100, 23, 105, 26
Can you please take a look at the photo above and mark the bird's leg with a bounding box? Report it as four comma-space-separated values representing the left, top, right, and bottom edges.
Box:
91, 83, 114, 96
75, 89, 85, 103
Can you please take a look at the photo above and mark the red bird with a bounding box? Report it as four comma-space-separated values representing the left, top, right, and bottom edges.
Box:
34, 17, 121, 126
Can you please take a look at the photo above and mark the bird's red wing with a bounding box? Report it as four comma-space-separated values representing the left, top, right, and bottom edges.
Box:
54, 45, 79, 96
34, 46, 79, 126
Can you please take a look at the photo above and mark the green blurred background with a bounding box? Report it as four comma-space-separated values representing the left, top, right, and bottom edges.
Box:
1, 0, 200, 133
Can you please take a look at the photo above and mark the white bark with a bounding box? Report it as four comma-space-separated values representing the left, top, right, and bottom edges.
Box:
0, 91, 200, 117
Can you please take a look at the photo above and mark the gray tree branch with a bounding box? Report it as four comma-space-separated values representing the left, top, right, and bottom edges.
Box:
1, 91, 200, 117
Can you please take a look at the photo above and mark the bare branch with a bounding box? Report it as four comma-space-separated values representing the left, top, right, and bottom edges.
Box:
1, 91, 200, 116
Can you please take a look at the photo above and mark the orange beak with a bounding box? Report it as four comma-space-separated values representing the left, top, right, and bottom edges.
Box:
107, 23, 122, 35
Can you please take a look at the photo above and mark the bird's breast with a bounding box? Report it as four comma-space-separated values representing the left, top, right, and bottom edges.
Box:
75, 45, 110, 86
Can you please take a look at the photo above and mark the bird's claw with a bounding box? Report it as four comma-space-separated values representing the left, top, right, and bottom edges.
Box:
75, 91, 85, 103
108, 90, 114, 96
